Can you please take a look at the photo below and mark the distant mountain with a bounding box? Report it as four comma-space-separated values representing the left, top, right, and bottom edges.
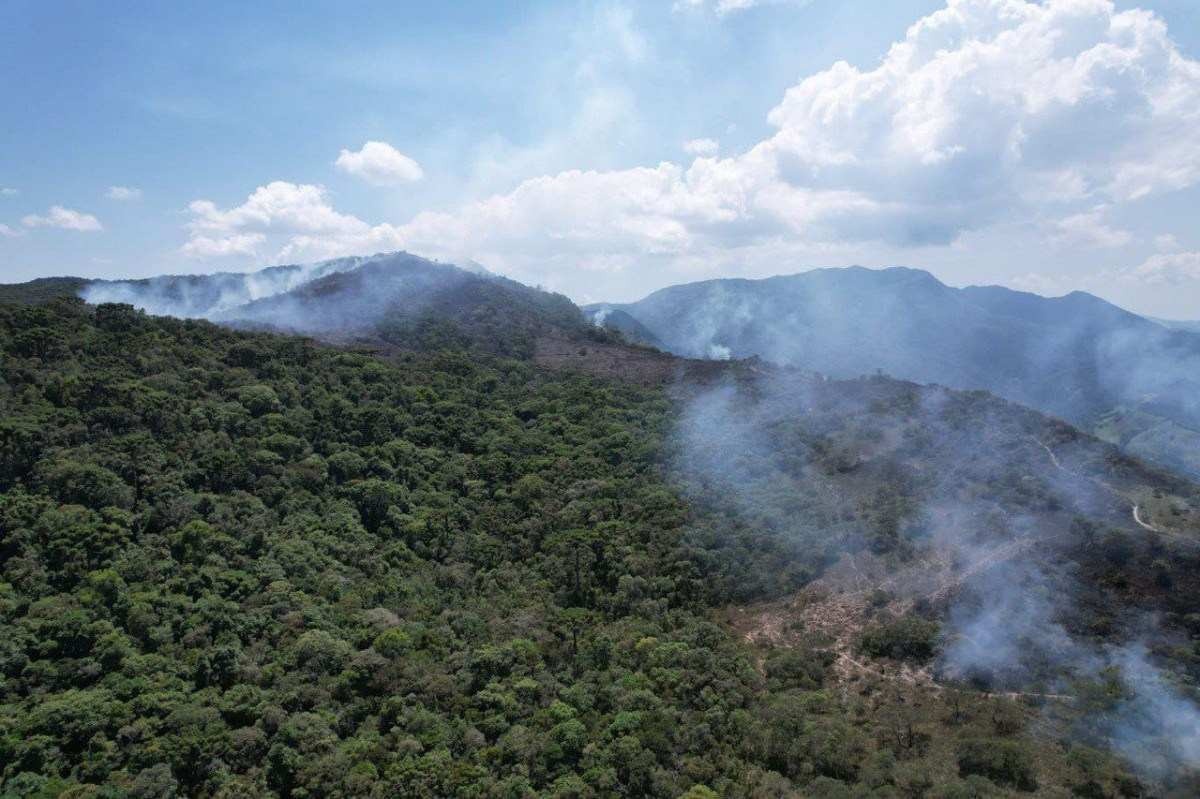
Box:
0, 276, 90, 305
214, 252, 592, 358
590, 267, 1200, 478
9, 257, 1200, 477
78, 254, 393, 318
1152, 317, 1200, 334
586, 306, 662, 348
0, 252, 649, 364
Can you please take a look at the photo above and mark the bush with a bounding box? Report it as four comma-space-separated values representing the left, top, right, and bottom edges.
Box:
956, 738, 1038, 792
764, 647, 831, 690
859, 616, 939, 661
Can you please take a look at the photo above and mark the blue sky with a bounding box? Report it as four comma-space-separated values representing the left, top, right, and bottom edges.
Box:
3, 0, 1200, 317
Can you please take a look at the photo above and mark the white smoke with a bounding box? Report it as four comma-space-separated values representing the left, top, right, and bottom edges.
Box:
79, 255, 378, 320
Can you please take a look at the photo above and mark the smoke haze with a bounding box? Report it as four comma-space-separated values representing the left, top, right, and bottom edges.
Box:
670, 367, 1200, 781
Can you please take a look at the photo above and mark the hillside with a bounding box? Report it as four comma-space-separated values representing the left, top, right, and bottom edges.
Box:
216, 254, 593, 360
0, 298, 767, 797
0, 277, 90, 306
590, 267, 1200, 479
2, 297, 1200, 795
1152, 318, 1200, 334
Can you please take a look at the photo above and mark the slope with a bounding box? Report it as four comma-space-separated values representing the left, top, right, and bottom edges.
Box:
594, 267, 1200, 478
4, 298, 1199, 794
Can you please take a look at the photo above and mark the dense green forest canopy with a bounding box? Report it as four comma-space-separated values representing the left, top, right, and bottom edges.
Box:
1, 298, 1197, 797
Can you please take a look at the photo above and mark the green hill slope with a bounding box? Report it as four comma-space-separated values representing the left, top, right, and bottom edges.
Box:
2, 298, 1199, 796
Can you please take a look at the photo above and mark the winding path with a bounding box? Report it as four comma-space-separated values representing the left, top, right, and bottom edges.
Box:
1132, 504, 1163, 533
1035, 438, 1171, 537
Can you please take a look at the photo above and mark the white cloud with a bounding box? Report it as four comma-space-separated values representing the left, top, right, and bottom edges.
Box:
106, 186, 142, 201
757, 0, 1200, 226
178, 1, 1200, 302
181, 233, 267, 258
188, 181, 368, 237
392, 0, 1200, 277
181, 181, 406, 260
1130, 251, 1200, 285
0, 188, 17, 197
683, 138, 719, 157
335, 141, 424, 186
1051, 207, 1133, 249
375, 0, 1200, 287
22, 206, 103, 232
0, 223, 22, 238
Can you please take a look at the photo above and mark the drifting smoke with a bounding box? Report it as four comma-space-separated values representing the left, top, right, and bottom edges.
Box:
612, 267, 1200, 479
590, 308, 612, 327
939, 543, 1200, 779
75, 252, 504, 339
1108, 645, 1200, 778
79, 255, 382, 321
671, 368, 1200, 782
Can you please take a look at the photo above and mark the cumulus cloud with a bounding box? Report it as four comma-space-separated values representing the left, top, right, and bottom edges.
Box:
188, 182, 369, 237
1130, 251, 1200, 285
387, 0, 1200, 280
1051, 207, 1133, 249
683, 138, 719, 157
22, 206, 103, 232
0, 223, 22, 238
106, 186, 142, 201
181, 181, 408, 261
177, 1, 1200, 300
335, 141, 424, 186
181, 233, 267, 258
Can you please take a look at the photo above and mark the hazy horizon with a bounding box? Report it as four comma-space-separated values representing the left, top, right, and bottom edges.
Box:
5, 0, 1200, 315
23, 250, 1195, 324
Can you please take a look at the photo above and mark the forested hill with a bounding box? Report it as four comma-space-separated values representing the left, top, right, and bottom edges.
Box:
0, 277, 90, 306
2, 297, 1200, 796
0, 298, 763, 796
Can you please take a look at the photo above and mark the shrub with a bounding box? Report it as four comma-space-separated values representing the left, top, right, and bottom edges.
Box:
956, 738, 1038, 792
859, 616, 939, 661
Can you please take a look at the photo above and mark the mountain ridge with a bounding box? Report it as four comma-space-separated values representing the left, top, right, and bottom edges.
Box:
590, 266, 1200, 478
6, 256, 1200, 477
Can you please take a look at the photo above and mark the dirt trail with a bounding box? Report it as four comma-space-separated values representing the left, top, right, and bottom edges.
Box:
1035, 438, 1173, 537
1132, 504, 1162, 533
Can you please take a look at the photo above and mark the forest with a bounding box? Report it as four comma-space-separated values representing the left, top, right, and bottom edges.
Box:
1, 296, 1197, 797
